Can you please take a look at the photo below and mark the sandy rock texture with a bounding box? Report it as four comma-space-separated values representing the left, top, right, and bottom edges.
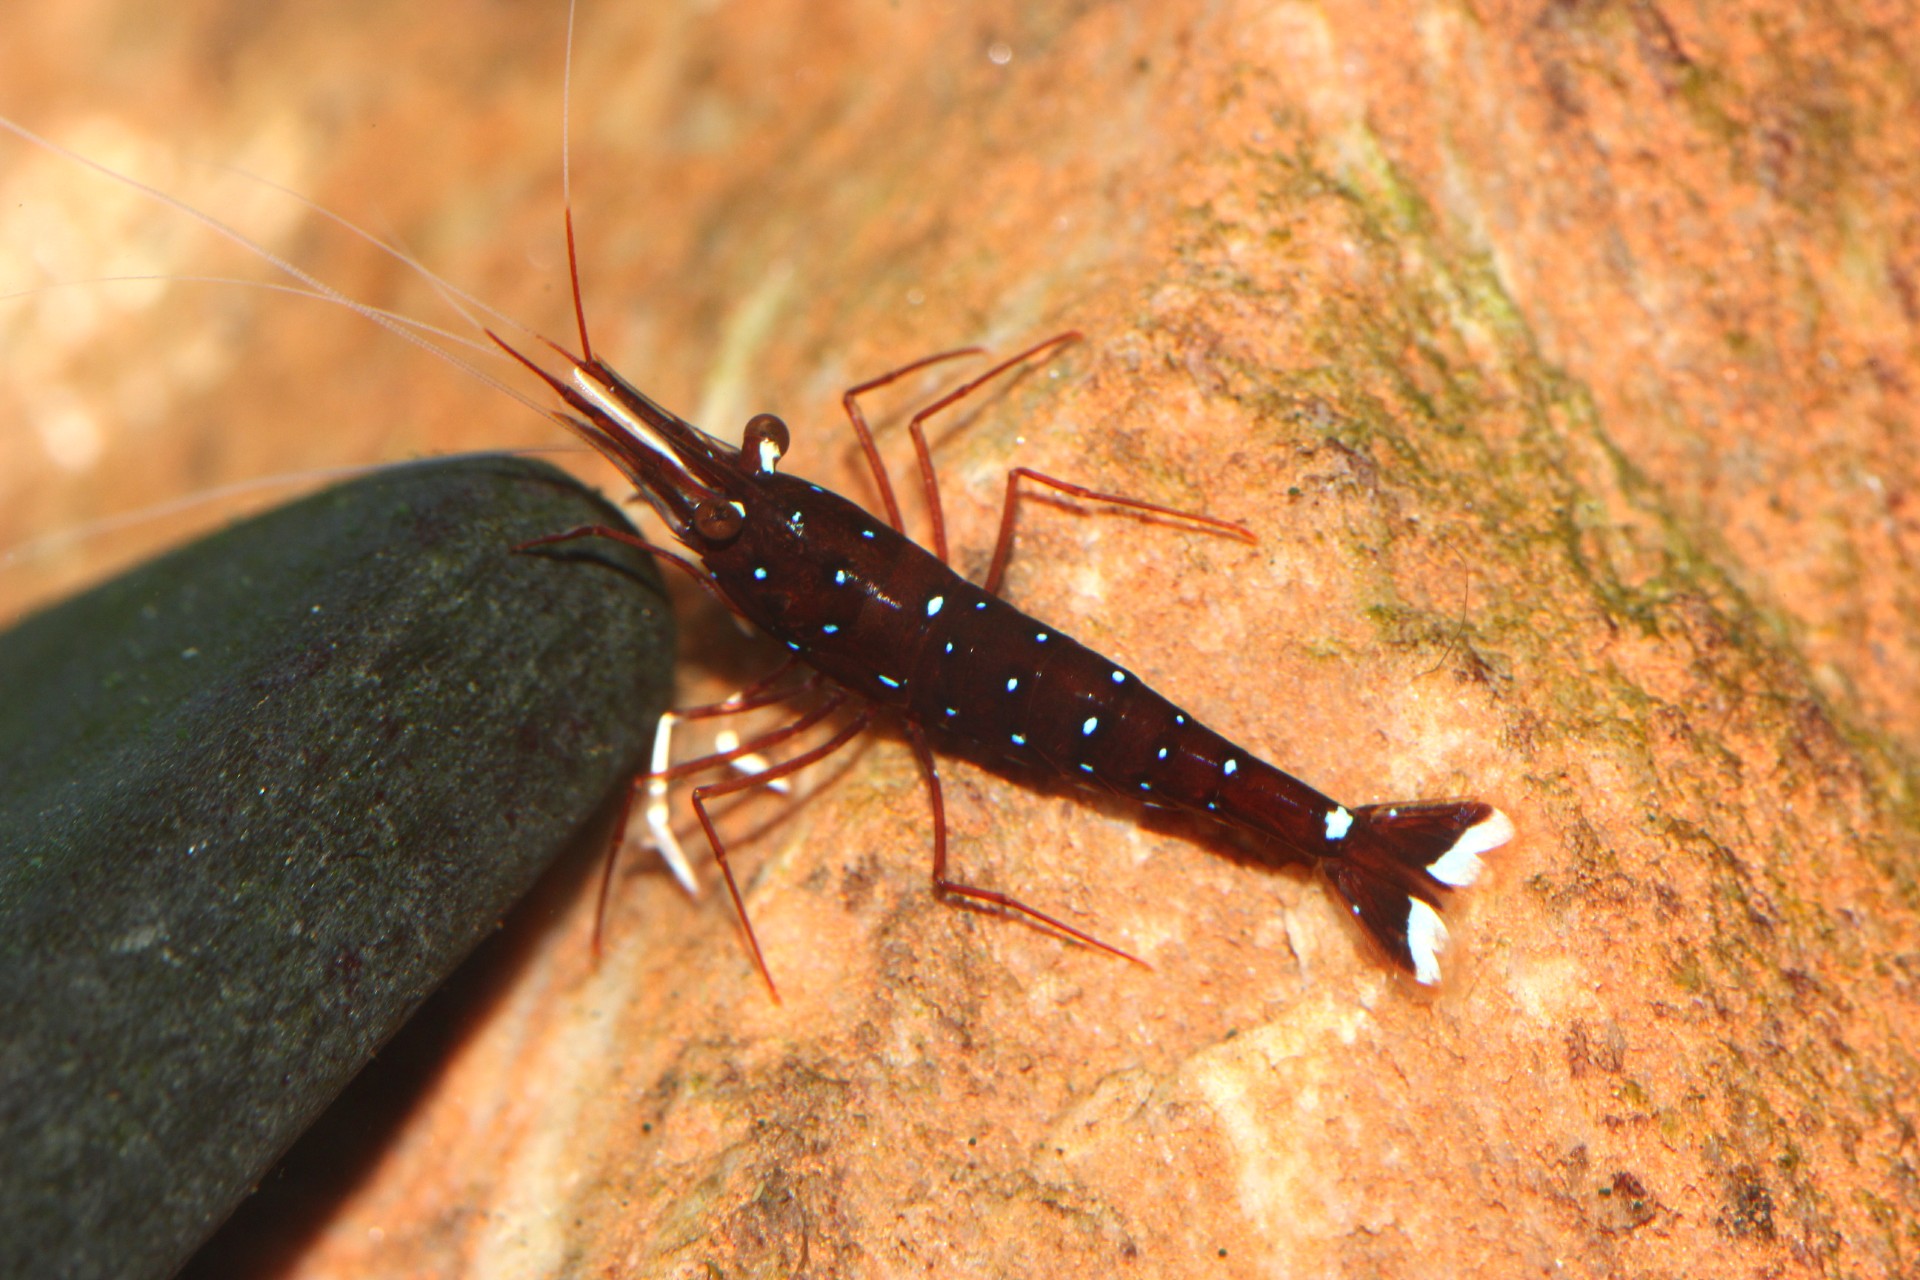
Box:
2, 1, 1915, 1276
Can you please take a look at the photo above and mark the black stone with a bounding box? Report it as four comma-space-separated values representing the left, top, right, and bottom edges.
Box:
0, 456, 674, 1280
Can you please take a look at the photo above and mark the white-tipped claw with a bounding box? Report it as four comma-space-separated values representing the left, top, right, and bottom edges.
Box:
714, 729, 791, 795
642, 712, 701, 897
1427, 808, 1513, 888
639, 708, 804, 900
1406, 899, 1449, 985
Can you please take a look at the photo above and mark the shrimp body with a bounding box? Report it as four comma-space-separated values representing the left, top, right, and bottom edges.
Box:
506, 343, 1511, 987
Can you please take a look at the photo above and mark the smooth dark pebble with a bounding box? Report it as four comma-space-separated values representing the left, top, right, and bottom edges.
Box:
0, 456, 674, 1280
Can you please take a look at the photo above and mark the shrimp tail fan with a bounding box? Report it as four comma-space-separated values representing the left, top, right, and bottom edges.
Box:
1325, 801, 1512, 985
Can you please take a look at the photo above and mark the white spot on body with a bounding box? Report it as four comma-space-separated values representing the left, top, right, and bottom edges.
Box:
1406, 900, 1449, 985
927, 595, 945, 617
944, 642, 954, 654
1079, 763, 1094, 773
758, 438, 782, 473
1157, 747, 1168, 760
1428, 809, 1513, 887
822, 624, 839, 635
1082, 716, 1098, 736
861, 529, 875, 539
1223, 758, 1238, 776
877, 674, 902, 689
752, 567, 767, 580
1324, 806, 1353, 841
1011, 733, 1026, 746
1006, 677, 1019, 692
1174, 714, 1186, 726
976, 601, 987, 610
1035, 631, 1049, 642
835, 570, 848, 585
1111, 670, 1126, 684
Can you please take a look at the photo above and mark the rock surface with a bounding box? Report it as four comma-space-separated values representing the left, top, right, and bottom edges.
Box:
0, 457, 671, 1280
2, 2, 1916, 1277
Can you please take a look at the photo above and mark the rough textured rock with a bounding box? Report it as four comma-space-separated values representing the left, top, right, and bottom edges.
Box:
0, 457, 672, 1279
1, 1, 1915, 1277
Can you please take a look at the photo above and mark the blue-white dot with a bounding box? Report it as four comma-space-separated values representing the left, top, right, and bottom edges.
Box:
834, 569, 848, 585
791, 511, 804, 523
861, 529, 875, 539
975, 601, 987, 610
1111, 670, 1126, 684
1157, 747, 1168, 760
1206, 801, 1218, 811
786, 641, 800, 651
945, 707, 958, 717
1006, 677, 1019, 692
944, 641, 954, 654
1224, 758, 1238, 776
1139, 782, 1151, 791
1082, 716, 1099, 736
1174, 714, 1187, 725
1011, 733, 1027, 746
878, 674, 902, 689
927, 595, 945, 617
822, 624, 839, 635
753, 566, 768, 580
1079, 763, 1094, 773
1035, 631, 1049, 643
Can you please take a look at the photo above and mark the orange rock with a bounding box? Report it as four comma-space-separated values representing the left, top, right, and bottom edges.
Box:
3, 2, 1914, 1276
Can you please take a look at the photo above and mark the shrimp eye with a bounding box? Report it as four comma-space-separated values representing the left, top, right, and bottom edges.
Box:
692, 499, 745, 543
743, 413, 790, 474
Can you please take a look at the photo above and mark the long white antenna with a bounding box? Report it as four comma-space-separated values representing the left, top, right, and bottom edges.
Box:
0, 115, 548, 419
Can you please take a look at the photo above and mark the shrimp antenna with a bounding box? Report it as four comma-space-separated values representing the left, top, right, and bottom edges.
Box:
561, 0, 594, 364
203, 161, 539, 351
0, 116, 549, 422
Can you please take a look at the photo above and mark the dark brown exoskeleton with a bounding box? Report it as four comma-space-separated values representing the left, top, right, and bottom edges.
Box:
496, 257, 1512, 998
